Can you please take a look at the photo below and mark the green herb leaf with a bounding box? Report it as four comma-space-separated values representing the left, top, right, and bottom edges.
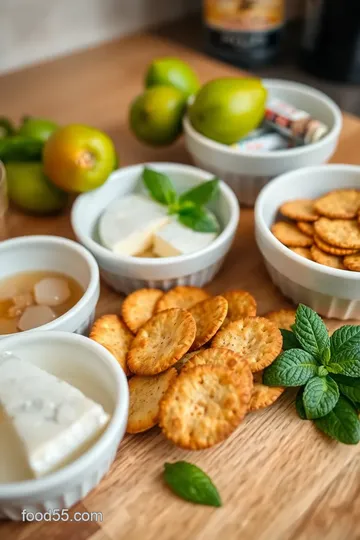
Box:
330, 325, 360, 357
280, 329, 301, 351
164, 461, 222, 507
303, 376, 339, 419
263, 349, 318, 387
179, 178, 219, 207
294, 304, 330, 361
317, 366, 328, 377
322, 347, 331, 365
326, 346, 360, 377
315, 396, 360, 444
295, 388, 307, 420
178, 207, 219, 233
143, 167, 177, 206
331, 374, 360, 403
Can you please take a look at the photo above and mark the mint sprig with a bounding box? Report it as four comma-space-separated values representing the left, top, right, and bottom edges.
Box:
263, 303, 360, 444
142, 168, 219, 233
164, 461, 222, 507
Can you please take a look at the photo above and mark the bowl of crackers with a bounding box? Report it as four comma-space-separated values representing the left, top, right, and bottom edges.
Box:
255, 164, 360, 320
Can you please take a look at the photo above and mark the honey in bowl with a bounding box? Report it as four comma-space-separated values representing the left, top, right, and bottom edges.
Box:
0, 271, 83, 334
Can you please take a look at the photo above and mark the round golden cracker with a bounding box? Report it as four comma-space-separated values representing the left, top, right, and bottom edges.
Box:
182, 347, 251, 377
314, 218, 360, 249
155, 286, 210, 313
271, 221, 313, 248
313, 234, 358, 256
249, 371, 284, 411
90, 314, 133, 376
127, 308, 196, 375
297, 222, 314, 237
126, 368, 177, 434
311, 245, 345, 270
159, 365, 252, 450
189, 295, 228, 350
173, 348, 205, 372
343, 254, 360, 272
222, 290, 257, 326
289, 247, 313, 260
212, 316, 282, 373
121, 288, 163, 334
314, 189, 360, 219
280, 199, 318, 222
265, 309, 296, 331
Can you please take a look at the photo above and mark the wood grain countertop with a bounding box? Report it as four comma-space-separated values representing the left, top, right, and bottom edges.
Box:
1, 29, 360, 540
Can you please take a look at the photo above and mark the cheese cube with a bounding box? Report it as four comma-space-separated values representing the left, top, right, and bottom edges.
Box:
153, 219, 217, 257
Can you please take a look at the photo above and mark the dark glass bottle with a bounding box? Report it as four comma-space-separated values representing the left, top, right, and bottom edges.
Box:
301, 0, 360, 83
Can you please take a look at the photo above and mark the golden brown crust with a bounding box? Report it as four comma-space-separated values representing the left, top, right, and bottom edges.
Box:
296, 222, 314, 237
154, 286, 210, 313
249, 371, 284, 411
172, 349, 205, 372
127, 308, 196, 375
126, 368, 177, 434
314, 218, 360, 249
90, 314, 133, 376
159, 365, 253, 450
121, 288, 164, 334
264, 309, 296, 331
280, 199, 319, 222
313, 234, 358, 256
314, 189, 360, 219
343, 253, 360, 272
311, 245, 345, 270
221, 290, 257, 326
189, 295, 228, 350
211, 316, 282, 372
182, 347, 250, 376
271, 221, 313, 247
289, 247, 313, 260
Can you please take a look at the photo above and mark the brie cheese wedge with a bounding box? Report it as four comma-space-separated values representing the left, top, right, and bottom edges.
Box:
153, 219, 217, 257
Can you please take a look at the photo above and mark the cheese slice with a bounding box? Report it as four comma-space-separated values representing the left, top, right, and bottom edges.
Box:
99, 194, 170, 256
153, 219, 218, 257
0, 353, 110, 478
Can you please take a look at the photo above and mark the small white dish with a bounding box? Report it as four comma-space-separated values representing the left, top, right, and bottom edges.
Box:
255, 164, 360, 320
184, 79, 342, 206
71, 163, 240, 294
0, 236, 100, 338
0, 331, 129, 520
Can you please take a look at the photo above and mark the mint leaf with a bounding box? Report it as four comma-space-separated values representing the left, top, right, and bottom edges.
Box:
164, 461, 222, 507
317, 366, 328, 377
280, 329, 301, 351
143, 167, 177, 206
263, 349, 318, 387
331, 374, 360, 403
330, 325, 360, 357
315, 396, 360, 444
322, 347, 331, 365
179, 178, 219, 207
294, 304, 330, 361
178, 207, 219, 233
326, 347, 360, 377
295, 388, 307, 420
303, 376, 339, 419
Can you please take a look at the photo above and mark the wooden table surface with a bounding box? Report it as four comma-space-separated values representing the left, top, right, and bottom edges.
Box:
1, 30, 360, 540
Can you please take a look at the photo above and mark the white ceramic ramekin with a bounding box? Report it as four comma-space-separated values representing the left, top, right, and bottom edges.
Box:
255, 164, 360, 320
184, 79, 342, 206
71, 163, 240, 295
0, 331, 129, 520
0, 235, 100, 338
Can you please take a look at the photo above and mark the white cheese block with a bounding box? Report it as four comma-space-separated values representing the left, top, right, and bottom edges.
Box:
0, 354, 110, 478
153, 219, 218, 257
99, 194, 170, 256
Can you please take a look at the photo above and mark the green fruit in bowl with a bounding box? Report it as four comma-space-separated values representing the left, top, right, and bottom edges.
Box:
130, 85, 187, 146
18, 117, 59, 143
145, 57, 199, 98
6, 162, 68, 214
188, 78, 267, 145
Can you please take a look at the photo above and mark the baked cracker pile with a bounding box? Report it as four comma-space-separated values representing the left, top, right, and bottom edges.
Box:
271, 189, 360, 271
90, 286, 293, 450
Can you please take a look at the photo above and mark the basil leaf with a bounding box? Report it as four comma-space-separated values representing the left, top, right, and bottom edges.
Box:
294, 304, 330, 361
178, 207, 219, 233
331, 374, 360, 403
179, 178, 219, 207
303, 376, 339, 419
326, 346, 360, 377
142, 167, 177, 206
280, 329, 301, 351
315, 396, 360, 444
295, 388, 307, 420
263, 349, 318, 387
330, 325, 360, 357
164, 462, 222, 507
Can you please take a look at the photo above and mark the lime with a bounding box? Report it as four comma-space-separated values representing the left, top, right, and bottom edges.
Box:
18, 117, 59, 143
145, 57, 199, 98
129, 86, 186, 146
6, 162, 68, 214
188, 78, 267, 145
